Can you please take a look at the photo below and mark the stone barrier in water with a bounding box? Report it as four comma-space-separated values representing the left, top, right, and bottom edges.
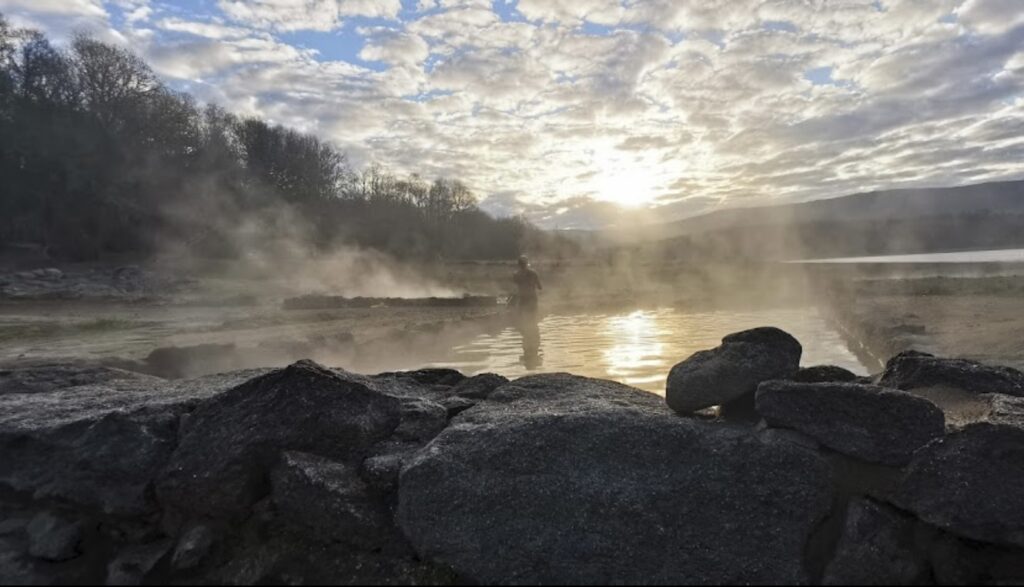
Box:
1, 327, 1024, 585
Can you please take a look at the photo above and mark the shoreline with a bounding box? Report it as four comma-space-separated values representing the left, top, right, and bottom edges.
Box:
2, 325, 1024, 584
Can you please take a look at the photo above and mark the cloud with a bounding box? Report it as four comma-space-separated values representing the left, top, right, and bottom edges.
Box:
216, 0, 402, 32
6, 0, 1024, 228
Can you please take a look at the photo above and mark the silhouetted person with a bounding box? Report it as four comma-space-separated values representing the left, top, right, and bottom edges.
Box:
512, 255, 542, 361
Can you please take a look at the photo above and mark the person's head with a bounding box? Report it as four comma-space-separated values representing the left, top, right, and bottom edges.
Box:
517, 255, 529, 269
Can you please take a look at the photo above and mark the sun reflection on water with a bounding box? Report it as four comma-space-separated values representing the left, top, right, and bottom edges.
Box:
602, 310, 669, 389
432, 306, 865, 395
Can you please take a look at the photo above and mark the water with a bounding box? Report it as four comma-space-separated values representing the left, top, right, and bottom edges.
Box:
792, 248, 1024, 264
430, 307, 865, 394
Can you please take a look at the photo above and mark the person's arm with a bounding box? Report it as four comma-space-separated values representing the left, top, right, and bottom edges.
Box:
534, 271, 542, 291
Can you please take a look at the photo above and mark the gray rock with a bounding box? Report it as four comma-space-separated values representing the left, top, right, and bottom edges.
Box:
451, 373, 509, 399
666, 326, 802, 413
756, 381, 945, 465
0, 537, 36, 585
398, 373, 833, 585
822, 498, 929, 585
880, 351, 1024, 396
271, 451, 391, 549
928, 530, 1024, 586
439, 396, 476, 419
171, 524, 215, 572
983, 393, 1024, 429
893, 423, 1024, 548
106, 541, 172, 585
157, 360, 401, 520
0, 363, 257, 517
0, 364, 160, 395
394, 398, 448, 443
26, 511, 82, 562
791, 365, 859, 384
361, 445, 417, 494
144, 343, 241, 379
1, 408, 180, 516
375, 368, 466, 387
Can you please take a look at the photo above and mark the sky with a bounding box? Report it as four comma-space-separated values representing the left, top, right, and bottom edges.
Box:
2, 0, 1023, 229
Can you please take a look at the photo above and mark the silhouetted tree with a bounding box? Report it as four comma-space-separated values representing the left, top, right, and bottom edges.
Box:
0, 16, 579, 262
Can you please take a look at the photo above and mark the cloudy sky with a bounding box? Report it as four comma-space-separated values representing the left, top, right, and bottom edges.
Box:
2, 0, 1023, 228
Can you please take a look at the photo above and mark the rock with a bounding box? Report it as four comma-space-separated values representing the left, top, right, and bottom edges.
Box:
26, 511, 82, 561
0, 537, 36, 585
376, 368, 466, 387
822, 498, 929, 585
0, 363, 159, 395
880, 351, 1024, 396
38, 268, 63, 280
928, 531, 1024, 585
0, 363, 253, 517
271, 451, 391, 549
361, 445, 417, 494
144, 343, 240, 379
439, 396, 476, 419
1, 408, 180, 516
791, 365, 859, 384
756, 381, 945, 465
171, 525, 215, 572
666, 326, 802, 414
893, 423, 1024, 548
157, 360, 401, 520
106, 540, 172, 585
983, 393, 1024, 429
451, 373, 508, 399
394, 398, 448, 443
398, 373, 833, 585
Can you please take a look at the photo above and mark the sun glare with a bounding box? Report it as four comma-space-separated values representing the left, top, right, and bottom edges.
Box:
594, 165, 660, 208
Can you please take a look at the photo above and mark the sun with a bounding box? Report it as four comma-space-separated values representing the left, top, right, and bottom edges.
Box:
592, 162, 660, 208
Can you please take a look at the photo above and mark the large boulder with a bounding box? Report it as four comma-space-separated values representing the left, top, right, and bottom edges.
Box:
398, 373, 833, 585
666, 327, 802, 414
880, 351, 1024, 396
892, 423, 1024, 548
157, 360, 401, 520
0, 364, 263, 516
0, 407, 181, 516
271, 451, 391, 549
756, 381, 945, 465
822, 498, 929, 585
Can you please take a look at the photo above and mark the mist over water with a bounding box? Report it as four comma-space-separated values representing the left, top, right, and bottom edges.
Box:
430, 307, 866, 394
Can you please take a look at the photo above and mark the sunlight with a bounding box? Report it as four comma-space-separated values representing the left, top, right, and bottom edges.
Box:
592, 161, 660, 208
602, 310, 668, 387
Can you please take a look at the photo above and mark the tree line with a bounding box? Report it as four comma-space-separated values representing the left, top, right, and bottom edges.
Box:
0, 14, 577, 261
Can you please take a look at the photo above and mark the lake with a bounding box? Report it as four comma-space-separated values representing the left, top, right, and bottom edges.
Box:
430, 307, 866, 394
792, 248, 1024, 264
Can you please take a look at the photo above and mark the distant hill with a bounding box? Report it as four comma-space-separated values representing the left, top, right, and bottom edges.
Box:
659, 179, 1024, 238
575, 179, 1024, 261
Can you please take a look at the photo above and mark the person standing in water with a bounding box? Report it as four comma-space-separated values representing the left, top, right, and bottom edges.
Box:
512, 255, 542, 361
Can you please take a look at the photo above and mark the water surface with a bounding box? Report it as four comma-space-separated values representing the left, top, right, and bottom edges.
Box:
792, 248, 1024, 264
431, 307, 865, 394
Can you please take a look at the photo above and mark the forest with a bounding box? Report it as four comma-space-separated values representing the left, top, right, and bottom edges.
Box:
0, 14, 576, 262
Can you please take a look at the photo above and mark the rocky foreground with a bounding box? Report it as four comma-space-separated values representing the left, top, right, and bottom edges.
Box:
2, 327, 1024, 585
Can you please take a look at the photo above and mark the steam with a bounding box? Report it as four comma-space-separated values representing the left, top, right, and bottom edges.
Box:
157, 198, 459, 300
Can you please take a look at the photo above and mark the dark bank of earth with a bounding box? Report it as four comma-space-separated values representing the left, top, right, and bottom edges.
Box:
2, 328, 1024, 585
